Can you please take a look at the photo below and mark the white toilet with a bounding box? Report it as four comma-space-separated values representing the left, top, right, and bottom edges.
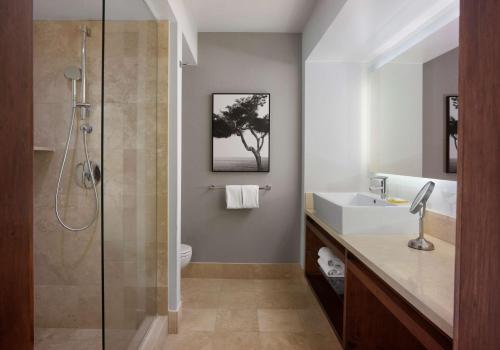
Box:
180, 244, 192, 269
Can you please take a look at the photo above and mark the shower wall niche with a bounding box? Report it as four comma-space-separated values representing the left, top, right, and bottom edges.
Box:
33, 5, 168, 349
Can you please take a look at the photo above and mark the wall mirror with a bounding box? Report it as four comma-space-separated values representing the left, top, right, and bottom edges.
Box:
368, 18, 459, 180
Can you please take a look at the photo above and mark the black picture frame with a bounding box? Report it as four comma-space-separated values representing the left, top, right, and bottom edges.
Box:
211, 93, 271, 172
445, 95, 459, 173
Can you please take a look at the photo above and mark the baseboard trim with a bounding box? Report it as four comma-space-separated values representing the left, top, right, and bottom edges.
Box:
181, 262, 302, 279
168, 303, 182, 334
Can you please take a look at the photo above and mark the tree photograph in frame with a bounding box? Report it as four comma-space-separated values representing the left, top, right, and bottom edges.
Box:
212, 93, 270, 172
446, 95, 459, 173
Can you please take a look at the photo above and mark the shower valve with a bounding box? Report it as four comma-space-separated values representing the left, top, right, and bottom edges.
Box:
81, 124, 93, 133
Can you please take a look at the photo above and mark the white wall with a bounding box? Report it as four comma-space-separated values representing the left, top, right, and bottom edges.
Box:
167, 21, 183, 314
168, 0, 197, 64
305, 62, 369, 192
300, 0, 348, 267
146, 0, 198, 64
369, 63, 423, 177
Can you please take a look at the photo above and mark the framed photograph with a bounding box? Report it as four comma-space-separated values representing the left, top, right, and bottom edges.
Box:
212, 93, 270, 172
446, 95, 459, 173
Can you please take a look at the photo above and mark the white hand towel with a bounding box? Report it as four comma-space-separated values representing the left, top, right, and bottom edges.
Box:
317, 258, 345, 278
226, 185, 243, 209
242, 185, 259, 208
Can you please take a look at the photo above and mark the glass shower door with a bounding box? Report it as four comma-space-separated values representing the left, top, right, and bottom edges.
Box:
102, 0, 165, 348
33, 0, 167, 347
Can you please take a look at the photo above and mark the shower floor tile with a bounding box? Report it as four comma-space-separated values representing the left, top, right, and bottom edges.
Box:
35, 328, 102, 350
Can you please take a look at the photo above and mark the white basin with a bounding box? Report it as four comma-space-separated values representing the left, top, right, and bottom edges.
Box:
313, 192, 418, 235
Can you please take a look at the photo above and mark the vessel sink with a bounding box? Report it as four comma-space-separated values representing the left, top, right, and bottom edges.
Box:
313, 192, 418, 235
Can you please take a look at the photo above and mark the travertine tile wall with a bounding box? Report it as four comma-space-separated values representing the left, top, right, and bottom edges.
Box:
33, 20, 169, 343
34, 20, 103, 330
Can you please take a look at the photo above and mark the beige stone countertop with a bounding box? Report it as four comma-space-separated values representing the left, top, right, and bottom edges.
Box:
306, 209, 455, 338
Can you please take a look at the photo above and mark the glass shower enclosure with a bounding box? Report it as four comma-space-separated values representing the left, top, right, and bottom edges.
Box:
33, 0, 168, 348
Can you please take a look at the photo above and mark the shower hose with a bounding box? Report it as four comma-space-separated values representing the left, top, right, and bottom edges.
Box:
55, 106, 99, 231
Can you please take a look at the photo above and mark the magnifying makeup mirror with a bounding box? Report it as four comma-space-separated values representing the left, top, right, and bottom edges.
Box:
408, 181, 436, 251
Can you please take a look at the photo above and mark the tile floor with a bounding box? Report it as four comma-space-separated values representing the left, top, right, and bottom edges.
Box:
35, 328, 102, 350
35, 327, 138, 350
164, 276, 343, 350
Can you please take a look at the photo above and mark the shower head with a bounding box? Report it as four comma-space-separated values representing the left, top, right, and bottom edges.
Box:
64, 66, 81, 81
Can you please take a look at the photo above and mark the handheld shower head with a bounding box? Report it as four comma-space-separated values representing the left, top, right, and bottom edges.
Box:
64, 66, 81, 81
64, 66, 81, 104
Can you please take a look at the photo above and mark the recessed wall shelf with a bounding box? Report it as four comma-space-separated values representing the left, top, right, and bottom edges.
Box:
34, 146, 55, 152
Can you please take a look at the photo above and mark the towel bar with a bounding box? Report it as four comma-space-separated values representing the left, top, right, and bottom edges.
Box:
208, 184, 271, 191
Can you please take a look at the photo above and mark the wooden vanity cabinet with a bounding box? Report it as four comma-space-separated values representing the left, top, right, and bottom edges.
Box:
305, 216, 453, 350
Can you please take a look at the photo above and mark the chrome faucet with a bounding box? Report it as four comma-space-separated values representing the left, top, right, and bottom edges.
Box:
369, 176, 388, 199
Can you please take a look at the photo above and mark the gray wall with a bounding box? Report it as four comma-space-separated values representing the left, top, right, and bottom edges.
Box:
182, 33, 302, 263
422, 48, 458, 180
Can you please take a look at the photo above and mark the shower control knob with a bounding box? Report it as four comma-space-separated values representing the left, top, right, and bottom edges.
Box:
81, 124, 93, 133
76, 161, 101, 189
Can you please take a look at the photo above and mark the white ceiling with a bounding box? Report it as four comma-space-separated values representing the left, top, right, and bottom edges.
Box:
184, 0, 317, 33
393, 18, 459, 64
308, 0, 459, 63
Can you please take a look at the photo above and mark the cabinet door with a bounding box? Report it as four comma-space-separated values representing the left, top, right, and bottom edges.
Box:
345, 257, 451, 350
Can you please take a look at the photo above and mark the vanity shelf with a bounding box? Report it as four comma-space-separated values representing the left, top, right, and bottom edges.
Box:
305, 218, 346, 342
317, 265, 344, 297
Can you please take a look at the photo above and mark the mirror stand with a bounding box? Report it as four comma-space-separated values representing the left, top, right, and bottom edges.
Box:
408, 205, 435, 251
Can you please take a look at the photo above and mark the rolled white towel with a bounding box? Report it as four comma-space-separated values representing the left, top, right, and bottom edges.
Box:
317, 257, 344, 278
318, 247, 334, 260
318, 247, 341, 267
319, 255, 344, 271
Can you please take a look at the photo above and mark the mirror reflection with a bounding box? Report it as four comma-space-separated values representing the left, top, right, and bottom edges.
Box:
368, 19, 459, 180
